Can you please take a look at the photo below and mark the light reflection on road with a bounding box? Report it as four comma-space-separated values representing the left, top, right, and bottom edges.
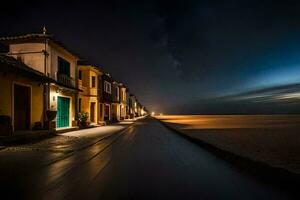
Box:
0, 118, 297, 199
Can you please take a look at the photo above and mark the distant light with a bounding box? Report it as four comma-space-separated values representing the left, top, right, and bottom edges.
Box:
151, 112, 155, 116
160, 113, 163, 116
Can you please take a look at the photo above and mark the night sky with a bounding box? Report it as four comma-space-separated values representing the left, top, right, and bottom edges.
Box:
1, 0, 300, 114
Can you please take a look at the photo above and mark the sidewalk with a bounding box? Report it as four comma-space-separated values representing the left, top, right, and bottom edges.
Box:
0, 120, 136, 168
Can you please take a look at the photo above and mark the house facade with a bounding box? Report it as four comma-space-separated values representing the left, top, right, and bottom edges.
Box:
119, 83, 128, 120
0, 55, 55, 134
111, 81, 121, 122
0, 30, 147, 135
100, 73, 113, 122
137, 101, 142, 117
129, 94, 137, 118
78, 64, 102, 124
0, 33, 80, 130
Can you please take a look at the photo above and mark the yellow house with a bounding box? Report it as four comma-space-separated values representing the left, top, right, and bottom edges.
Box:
78, 64, 103, 124
0, 55, 55, 134
0, 31, 80, 130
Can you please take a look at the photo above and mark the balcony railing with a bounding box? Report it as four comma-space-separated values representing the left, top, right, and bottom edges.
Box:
56, 73, 75, 88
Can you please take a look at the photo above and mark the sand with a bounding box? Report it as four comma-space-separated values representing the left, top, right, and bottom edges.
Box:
156, 115, 300, 174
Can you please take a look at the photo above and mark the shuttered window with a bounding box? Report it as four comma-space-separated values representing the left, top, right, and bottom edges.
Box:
58, 57, 70, 76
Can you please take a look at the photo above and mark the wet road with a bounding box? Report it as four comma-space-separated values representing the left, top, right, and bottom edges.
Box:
0, 118, 297, 199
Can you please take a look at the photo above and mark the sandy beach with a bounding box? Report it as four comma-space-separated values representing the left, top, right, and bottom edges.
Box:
156, 115, 300, 174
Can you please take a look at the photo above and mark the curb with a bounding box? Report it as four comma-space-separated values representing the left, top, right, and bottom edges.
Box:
0, 131, 56, 146
155, 118, 300, 196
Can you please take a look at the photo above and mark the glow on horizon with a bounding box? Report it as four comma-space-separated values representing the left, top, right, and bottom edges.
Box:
246, 65, 300, 89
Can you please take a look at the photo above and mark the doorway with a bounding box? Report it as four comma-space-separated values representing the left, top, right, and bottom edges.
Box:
14, 84, 31, 131
57, 96, 70, 128
104, 104, 110, 121
90, 102, 96, 123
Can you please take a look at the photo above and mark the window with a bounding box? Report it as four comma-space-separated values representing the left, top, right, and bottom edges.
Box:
91, 76, 96, 88
79, 70, 82, 80
104, 81, 111, 94
58, 56, 70, 76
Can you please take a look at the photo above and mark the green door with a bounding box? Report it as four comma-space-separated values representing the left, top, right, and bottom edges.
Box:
57, 96, 70, 128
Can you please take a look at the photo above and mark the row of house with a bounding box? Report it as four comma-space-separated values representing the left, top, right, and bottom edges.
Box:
0, 30, 147, 135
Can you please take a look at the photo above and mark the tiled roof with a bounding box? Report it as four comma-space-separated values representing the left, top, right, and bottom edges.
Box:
0, 33, 50, 42
0, 54, 55, 83
0, 33, 80, 59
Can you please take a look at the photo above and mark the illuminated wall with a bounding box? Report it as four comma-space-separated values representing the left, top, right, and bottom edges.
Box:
78, 65, 102, 123
10, 43, 48, 73
49, 85, 75, 128
9, 42, 77, 84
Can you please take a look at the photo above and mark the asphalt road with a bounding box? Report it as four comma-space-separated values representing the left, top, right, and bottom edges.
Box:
0, 118, 298, 199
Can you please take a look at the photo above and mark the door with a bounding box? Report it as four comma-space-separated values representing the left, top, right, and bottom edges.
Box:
57, 96, 70, 128
14, 84, 30, 131
99, 103, 103, 121
90, 102, 95, 122
104, 105, 110, 121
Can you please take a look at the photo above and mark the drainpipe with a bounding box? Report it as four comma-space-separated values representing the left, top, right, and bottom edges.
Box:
43, 36, 49, 129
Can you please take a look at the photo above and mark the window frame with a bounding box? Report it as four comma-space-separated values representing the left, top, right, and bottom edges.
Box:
104, 81, 111, 94
57, 56, 71, 76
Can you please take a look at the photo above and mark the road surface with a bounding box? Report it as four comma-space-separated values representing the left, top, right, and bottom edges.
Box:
0, 118, 297, 199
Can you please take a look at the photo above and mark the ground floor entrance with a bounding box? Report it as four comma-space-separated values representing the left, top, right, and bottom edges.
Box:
57, 96, 70, 128
90, 102, 96, 123
104, 104, 110, 121
14, 84, 31, 131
